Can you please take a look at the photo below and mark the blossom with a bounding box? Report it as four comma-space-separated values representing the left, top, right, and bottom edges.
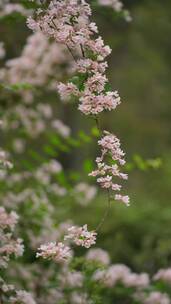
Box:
51, 119, 71, 137
4, 31, 72, 99
85, 72, 107, 93
0, 150, 13, 169
75, 59, 108, 74
12, 139, 26, 154
57, 82, 79, 101
93, 264, 149, 290
0, 238, 24, 257
115, 194, 130, 206
27, 0, 121, 116
27, 16, 40, 32
78, 91, 120, 115
89, 131, 129, 205
97, 0, 132, 22
10, 290, 36, 304
86, 248, 110, 265
74, 182, 97, 205
0, 206, 24, 269
70, 292, 91, 304
123, 272, 149, 288
98, 0, 123, 11
0, 207, 18, 230
93, 264, 130, 287
154, 268, 171, 285
36, 242, 71, 263
97, 175, 112, 188
98, 131, 125, 164
59, 268, 83, 288
144, 291, 170, 304
0, 3, 29, 18
65, 225, 97, 248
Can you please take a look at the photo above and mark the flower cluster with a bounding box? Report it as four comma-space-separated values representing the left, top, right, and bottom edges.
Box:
73, 182, 97, 206
4, 32, 72, 92
57, 58, 121, 116
36, 242, 71, 263
65, 224, 97, 248
86, 248, 110, 265
0, 2, 29, 18
145, 292, 170, 304
0, 207, 18, 231
98, 0, 132, 22
93, 264, 150, 289
0, 150, 13, 169
9, 290, 36, 304
154, 268, 171, 285
36, 224, 96, 264
135, 291, 170, 304
89, 131, 129, 205
0, 190, 35, 303
0, 207, 24, 268
36, 247, 170, 304
27, 0, 121, 116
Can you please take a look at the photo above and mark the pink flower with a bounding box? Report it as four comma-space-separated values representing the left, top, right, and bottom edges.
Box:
144, 292, 170, 304
90, 132, 129, 205
86, 248, 110, 265
27, 16, 40, 32
85, 72, 107, 93
57, 82, 79, 101
65, 225, 97, 248
0, 207, 18, 231
115, 194, 130, 206
97, 175, 112, 188
154, 268, 171, 285
36, 242, 71, 263
10, 290, 36, 304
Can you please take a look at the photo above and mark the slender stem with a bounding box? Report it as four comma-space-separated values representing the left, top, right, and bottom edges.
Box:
94, 116, 102, 134
96, 190, 111, 232
80, 44, 85, 58
51, 19, 77, 63
0, 293, 4, 304
66, 44, 77, 62
48, 5, 111, 234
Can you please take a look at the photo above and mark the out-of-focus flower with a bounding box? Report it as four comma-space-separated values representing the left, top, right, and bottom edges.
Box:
65, 225, 97, 248
36, 242, 71, 263
86, 248, 110, 265
154, 268, 171, 285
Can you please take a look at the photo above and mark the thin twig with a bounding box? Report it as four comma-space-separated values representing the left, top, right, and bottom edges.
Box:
96, 190, 111, 232
80, 44, 85, 58
51, 19, 77, 62
66, 44, 77, 62
94, 116, 102, 134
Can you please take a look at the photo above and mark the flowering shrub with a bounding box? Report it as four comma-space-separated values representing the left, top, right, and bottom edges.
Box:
0, 1, 170, 304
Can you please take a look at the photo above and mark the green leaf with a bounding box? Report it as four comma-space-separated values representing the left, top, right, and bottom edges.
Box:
83, 159, 94, 173
78, 130, 91, 143
91, 126, 100, 137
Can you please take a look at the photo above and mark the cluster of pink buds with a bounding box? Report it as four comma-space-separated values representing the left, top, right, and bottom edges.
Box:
89, 131, 129, 206
65, 224, 97, 248
0, 207, 24, 268
27, 0, 121, 115
36, 241, 71, 263
0, 207, 18, 231
0, 150, 13, 169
